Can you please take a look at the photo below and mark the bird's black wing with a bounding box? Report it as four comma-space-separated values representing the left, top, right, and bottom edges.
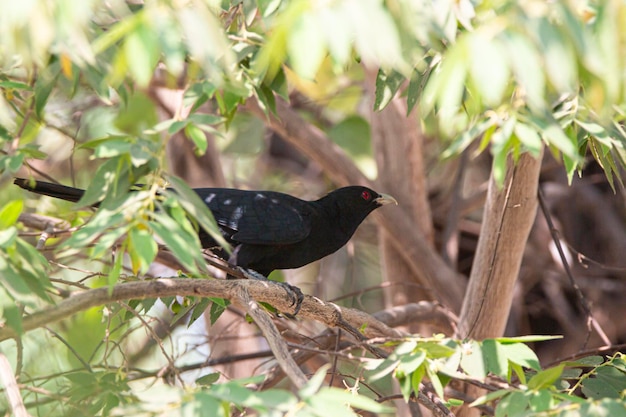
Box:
195, 188, 312, 245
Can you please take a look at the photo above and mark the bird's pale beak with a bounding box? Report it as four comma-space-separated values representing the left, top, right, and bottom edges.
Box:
375, 193, 398, 206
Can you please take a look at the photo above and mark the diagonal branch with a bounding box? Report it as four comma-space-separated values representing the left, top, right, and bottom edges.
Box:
235, 286, 307, 388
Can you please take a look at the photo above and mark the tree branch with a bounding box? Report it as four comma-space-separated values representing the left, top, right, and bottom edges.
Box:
0, 278, 403, 343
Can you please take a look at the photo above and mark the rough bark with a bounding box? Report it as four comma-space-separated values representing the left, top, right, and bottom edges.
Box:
455, 151, 542, 417
457, 151, 543, 339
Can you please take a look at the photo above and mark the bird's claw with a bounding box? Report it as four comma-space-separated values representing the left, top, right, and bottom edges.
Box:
237, 267, 304, 317
278, 281, 304, 317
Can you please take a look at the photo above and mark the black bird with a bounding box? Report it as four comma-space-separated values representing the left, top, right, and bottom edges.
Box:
14, 178, 397, 277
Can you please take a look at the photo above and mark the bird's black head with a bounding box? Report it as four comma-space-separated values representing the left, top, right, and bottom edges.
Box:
319, 186, 397, 237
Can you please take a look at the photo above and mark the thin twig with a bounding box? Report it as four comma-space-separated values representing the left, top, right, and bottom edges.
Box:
537, 189, 612, 349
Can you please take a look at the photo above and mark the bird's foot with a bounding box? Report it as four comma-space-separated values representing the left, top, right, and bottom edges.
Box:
236, 267, 304, 317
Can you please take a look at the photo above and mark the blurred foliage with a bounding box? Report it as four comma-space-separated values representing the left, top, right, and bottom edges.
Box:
1, 0, 625, 415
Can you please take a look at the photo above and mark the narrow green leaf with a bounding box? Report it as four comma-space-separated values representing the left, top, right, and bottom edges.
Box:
34, 65, 60, 118
374, 69, 405, 112
503, 32, 545, 112
494, 335, 562, 343
469, 32, 509, 106
209, 298, 230, 325
184, 124, 208, 155
0, 200, 23, 229
288, 12, 326, 80
470, 389, 510, 407
167, 176, 230, 253
128, 227, 157, 274
426, 363, 445, 399
77, 157, 131, 208
124, 23, 159, 87
411, 365, 426, 398
195, 372, 220, 386
499, 342, 541, 371
312, 387, 394, 414
150, 213, 201, 275
514, 122, 543, 156
527, 364, 565, 390
107, 243, 125, 291
299, 365, 330, 399
0, 228, 17, 249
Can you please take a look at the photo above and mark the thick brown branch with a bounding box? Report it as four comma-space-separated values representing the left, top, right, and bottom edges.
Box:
0, 278, 403, 343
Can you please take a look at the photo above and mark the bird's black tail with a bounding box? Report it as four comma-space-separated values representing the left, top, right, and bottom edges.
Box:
14, 178, 86, 203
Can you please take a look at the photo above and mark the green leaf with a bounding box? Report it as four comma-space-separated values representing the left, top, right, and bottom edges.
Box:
563, 356, 604, 367
397, 371, 413, 403
184, 124, 208, 155
77, 156, 131, 208
0, 154, 25, 173
443, 116, 497, 158
195, 372, 220, 386
2, 304, 23, 336
374, 69, 405, 111
128, 226, 157, 274
183, 392, 223, 417
529, 389, 553, 413
397, 350, 426, 375
495, 391, 529, 417
426, 363, 445, 399
189, 297, 212, 325
288, 12, 326, 79
299, 364, 329, 398
188, 113, 224, 126
124, 22, 159, 87
150, 212, 202, 275
503, 32, 545, 112
411, 365, 426, 398
468, 32, 509, 106
0, 200, 23, 229
0, 228, 17, 249
494, 335, 562, 344
581, 365, 626, 399
461, 341, 486, 380
208, 298, 229, 325
34, 64, 60, 118
499, 342, 541, 371
107, 243, 125, 291
417, 341, 455, 358
309, 387, 394, 414
328, 116, 372, 158
470, 389, 510, 407
167, 175, 230, 253
482, 340, 509, 379
527, 364, 565, 390
62, 209, 126, 252
514, 122, 543, 156
537, 18, 577, 93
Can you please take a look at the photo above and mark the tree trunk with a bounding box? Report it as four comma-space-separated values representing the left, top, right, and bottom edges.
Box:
457, 151, 543, 339
366, 70, 435, 316
456, 151, 543, 417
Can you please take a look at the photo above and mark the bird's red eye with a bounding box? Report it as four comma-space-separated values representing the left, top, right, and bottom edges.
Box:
361, 190, 371, 200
